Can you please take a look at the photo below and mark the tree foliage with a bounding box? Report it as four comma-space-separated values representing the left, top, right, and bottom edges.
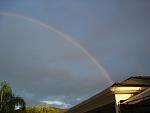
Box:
0, 81, 26, 113
26, 105, 67, 113
0, 81, 67, 113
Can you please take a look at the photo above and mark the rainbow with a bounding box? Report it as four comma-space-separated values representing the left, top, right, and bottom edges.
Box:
0, 12, 113, 84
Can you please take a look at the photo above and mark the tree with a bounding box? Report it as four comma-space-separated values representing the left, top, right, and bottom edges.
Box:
0, 81, 26, 113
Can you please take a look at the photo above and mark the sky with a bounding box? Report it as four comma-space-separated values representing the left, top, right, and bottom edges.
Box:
0, 0, 150, 108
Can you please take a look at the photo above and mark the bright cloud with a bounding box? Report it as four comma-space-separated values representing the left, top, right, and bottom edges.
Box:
40, 100, 71, 108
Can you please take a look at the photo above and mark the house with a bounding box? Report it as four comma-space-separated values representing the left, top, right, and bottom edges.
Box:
66, 76, 150, 113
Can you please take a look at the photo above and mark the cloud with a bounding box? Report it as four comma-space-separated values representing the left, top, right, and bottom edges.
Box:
0, 0, 150, 108
0, 14, 110, 108
40, 96, 72, 108
16, 90, 35, 99
40, 100, 70, 108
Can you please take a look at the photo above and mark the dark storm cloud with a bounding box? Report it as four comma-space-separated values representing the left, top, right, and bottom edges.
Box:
83, 0, 150, 81
0, 12, 109, 108
0, 0, 150, 108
